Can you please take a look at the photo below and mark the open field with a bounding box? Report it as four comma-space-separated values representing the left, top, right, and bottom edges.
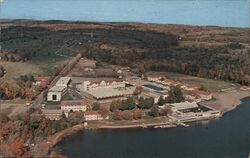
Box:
0, 99, 29, 117
0, 61, 41, 81
161, 72, 239, 92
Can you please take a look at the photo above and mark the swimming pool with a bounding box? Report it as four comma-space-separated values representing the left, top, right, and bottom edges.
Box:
143, 84, 165, 91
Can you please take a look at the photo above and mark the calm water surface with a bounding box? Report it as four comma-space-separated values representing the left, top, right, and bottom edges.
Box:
58, 97, 250, 158
1, 1, 250, 157
0, 0, 249, 27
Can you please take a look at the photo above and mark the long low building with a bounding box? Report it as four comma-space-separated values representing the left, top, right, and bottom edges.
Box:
170, 101, 199, 111
84, 111, 109, 121
82, 80, 126, 91
56, 77, 71, 87
162, 101, 221, 122
87, 88, 124, 99
61, 99, 92, 117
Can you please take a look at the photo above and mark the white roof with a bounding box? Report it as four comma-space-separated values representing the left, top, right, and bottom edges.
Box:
42, 109, 63, 114
170, 101, 198, 111
56, 77, 71, 86
49, 86, 66, 92
87, 88, 123, 99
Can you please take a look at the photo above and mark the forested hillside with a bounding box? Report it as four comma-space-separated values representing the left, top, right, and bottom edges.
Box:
0, 20, 249, 85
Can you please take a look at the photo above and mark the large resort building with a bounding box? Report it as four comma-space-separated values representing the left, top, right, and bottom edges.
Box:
77, 79, 135, 100
82, 80, 127, 91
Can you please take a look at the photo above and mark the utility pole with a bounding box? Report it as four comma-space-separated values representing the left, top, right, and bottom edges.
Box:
0, 26, 2, 52
0, 25, 1, 114
90, 32, 94, 38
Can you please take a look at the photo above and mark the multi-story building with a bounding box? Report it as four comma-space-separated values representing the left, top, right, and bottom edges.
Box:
42, 109, 63, 120
82, 80, 126, 91
61, 100, 92, 117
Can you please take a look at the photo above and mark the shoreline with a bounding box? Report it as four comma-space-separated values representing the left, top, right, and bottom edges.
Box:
203, 89, 250, 114
32, 124, 86, 157
35, 89, 250, 157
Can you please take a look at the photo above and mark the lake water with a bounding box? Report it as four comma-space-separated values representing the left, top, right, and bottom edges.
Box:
58, 97, 250, 158
0, 0, 249, 27
1, 1, 249, 157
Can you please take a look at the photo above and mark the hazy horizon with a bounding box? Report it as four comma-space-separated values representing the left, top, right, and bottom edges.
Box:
0, 0, 249, 27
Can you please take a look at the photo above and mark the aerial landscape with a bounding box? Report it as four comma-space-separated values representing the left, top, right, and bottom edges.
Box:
0, 0, 250, 158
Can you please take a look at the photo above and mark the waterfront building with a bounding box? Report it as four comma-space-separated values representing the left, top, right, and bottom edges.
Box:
84, 111, 109, 121
61, 99, 92, 117
170, 101, 199, 111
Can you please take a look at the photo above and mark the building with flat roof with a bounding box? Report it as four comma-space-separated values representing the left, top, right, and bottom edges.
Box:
55, 77, 71, 87
87, 88, 123, 99
170, 101, 199, 111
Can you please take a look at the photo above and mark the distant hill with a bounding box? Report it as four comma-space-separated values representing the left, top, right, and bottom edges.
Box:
0, 20, 249, 85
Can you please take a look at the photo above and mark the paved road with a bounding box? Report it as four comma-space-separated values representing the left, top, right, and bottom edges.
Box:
30, 54, 81, 109
30, 37, 87, 109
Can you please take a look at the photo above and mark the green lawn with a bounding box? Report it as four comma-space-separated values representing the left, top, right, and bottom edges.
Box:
162, 72, 239, 92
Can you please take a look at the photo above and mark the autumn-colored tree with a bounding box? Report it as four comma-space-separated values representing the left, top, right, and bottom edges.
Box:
112, 111, 123, 120
11, 137, 26, 157
99, 106, 109, 117
149, 105, 159, 117
0, 123, 11, 139
23, 112, 31, 123
132, 108, 142, 120
133, 86, 143, 95
121, 111, 133, 120
39, 119, 47, 130
0, 113, 10, 123
161, 106, 173, 116
92, 102, 101, 111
